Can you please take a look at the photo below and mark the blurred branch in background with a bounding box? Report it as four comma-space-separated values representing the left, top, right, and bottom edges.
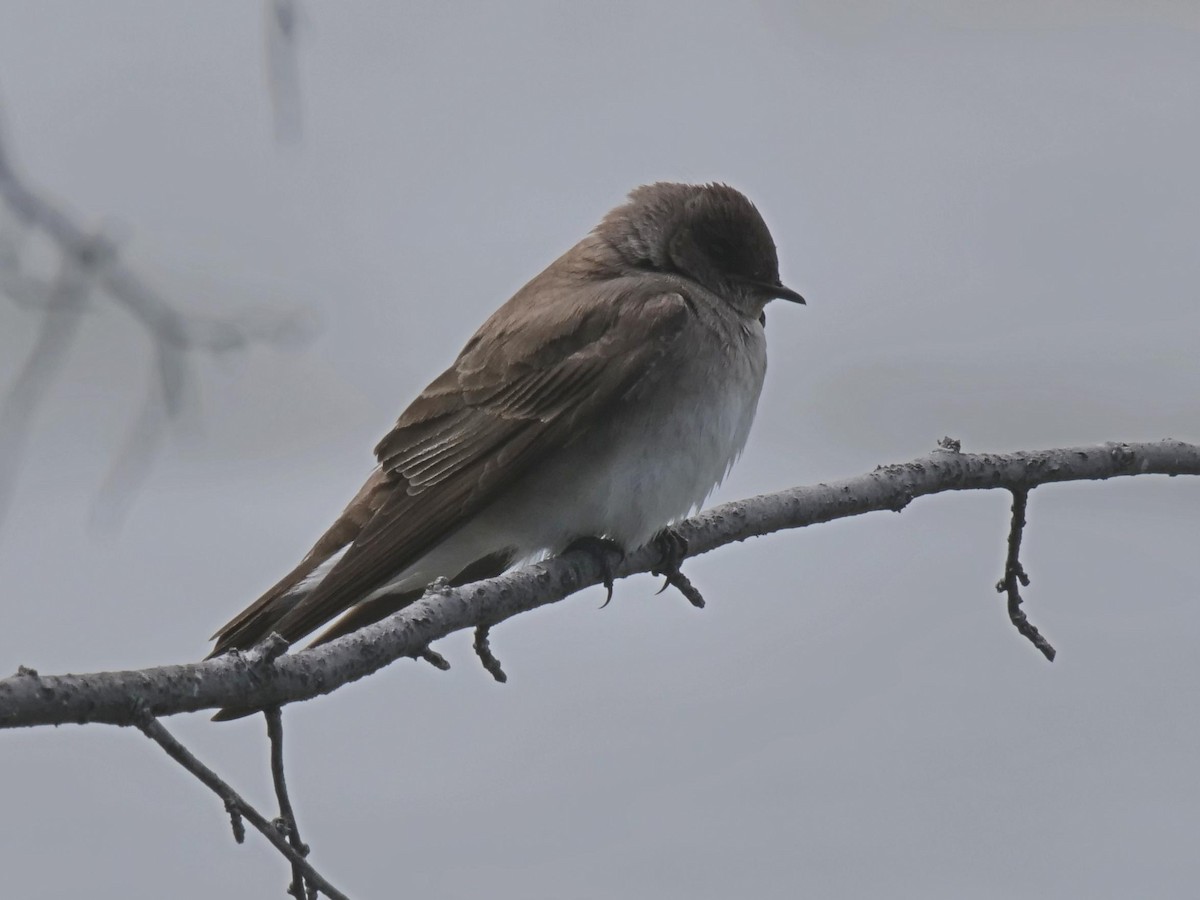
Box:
265, 0, 304, 145
0, 102, 310, 535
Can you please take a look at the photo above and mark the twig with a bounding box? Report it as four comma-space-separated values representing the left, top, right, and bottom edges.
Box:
136, 713, 348, 900
264, 708, 315, 900
996, 489, 1056, 661
3, 439, 1199, 728
418, 648, 451, 670
473, 625, 507, 683
265, 0, 304, 143
651, 528, 707, 609
0, 249, 93, 524
656, 567, 706, 609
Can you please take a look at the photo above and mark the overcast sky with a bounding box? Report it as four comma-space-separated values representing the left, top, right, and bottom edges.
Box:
2, 2, 1199, 898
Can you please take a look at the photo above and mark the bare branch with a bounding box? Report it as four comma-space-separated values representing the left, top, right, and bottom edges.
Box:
2, 439, 1199, 730
996, 488, 1055, 660
0, 250, 93, 523
418, 647, 451, 670
137, 713, 348, 900
265, 0, 304, 144
650, 527, 707, 608
264, 708, 315, 900
473, 625, 507, 683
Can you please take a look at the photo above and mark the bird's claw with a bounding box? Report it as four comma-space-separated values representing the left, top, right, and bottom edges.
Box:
650, 528, 706, 608
563, 536, 625, 608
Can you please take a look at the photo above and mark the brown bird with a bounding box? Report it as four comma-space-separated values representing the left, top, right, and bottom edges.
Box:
209, 182, 803, 670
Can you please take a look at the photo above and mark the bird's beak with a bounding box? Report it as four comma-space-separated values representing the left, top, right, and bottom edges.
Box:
749, 280, 806, 305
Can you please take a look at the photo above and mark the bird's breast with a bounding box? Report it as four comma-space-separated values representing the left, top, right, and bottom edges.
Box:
513, 316, 768, 550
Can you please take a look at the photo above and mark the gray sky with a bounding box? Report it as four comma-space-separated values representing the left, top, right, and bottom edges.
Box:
2, 2, 1199, 898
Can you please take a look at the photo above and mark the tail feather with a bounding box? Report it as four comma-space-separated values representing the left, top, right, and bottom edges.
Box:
209, 549, 515, 722
207, 469, 390, 656
205, 583, 312, 659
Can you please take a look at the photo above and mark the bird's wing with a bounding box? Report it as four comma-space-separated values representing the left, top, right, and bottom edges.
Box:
213, 284, 688, 651
208, 467, 391, 653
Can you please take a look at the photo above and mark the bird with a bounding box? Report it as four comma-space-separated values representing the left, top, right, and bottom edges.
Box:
209, 181, 803, 665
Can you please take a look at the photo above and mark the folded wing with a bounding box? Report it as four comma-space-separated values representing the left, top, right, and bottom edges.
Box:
209, 285, 687, 653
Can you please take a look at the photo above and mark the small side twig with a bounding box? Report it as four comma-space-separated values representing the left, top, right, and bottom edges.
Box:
264, 708, 314, 900
651, 528, 707, 609
655, 567, 706, 609
136, 713, 347, 900
265, 0, 304, 143
473, 625, 507, 683
417, 647, 450, 670
996, 488, 1056, 661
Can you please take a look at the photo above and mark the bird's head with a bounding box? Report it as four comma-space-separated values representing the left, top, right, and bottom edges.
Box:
598, 182, 804, 314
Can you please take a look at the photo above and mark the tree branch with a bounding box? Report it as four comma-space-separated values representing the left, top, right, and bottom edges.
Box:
264, 708, 315, 900
2, 439, 1199, 730
996, 488, 1055, 660
264, 0, 304, 144
473, 625, 507, 683
137, 713, 348, 900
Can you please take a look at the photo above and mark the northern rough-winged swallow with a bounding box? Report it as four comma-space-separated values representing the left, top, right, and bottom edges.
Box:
209, 182, 803, 663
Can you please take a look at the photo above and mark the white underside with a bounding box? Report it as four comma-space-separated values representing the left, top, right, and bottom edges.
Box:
299, 315, 768, 608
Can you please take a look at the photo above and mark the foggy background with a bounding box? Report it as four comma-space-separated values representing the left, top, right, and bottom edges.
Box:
2, 2, 1199, 898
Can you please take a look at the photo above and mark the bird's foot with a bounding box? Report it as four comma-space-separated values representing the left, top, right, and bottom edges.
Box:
650, 528, 706, 609
563, 536, 626, 608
